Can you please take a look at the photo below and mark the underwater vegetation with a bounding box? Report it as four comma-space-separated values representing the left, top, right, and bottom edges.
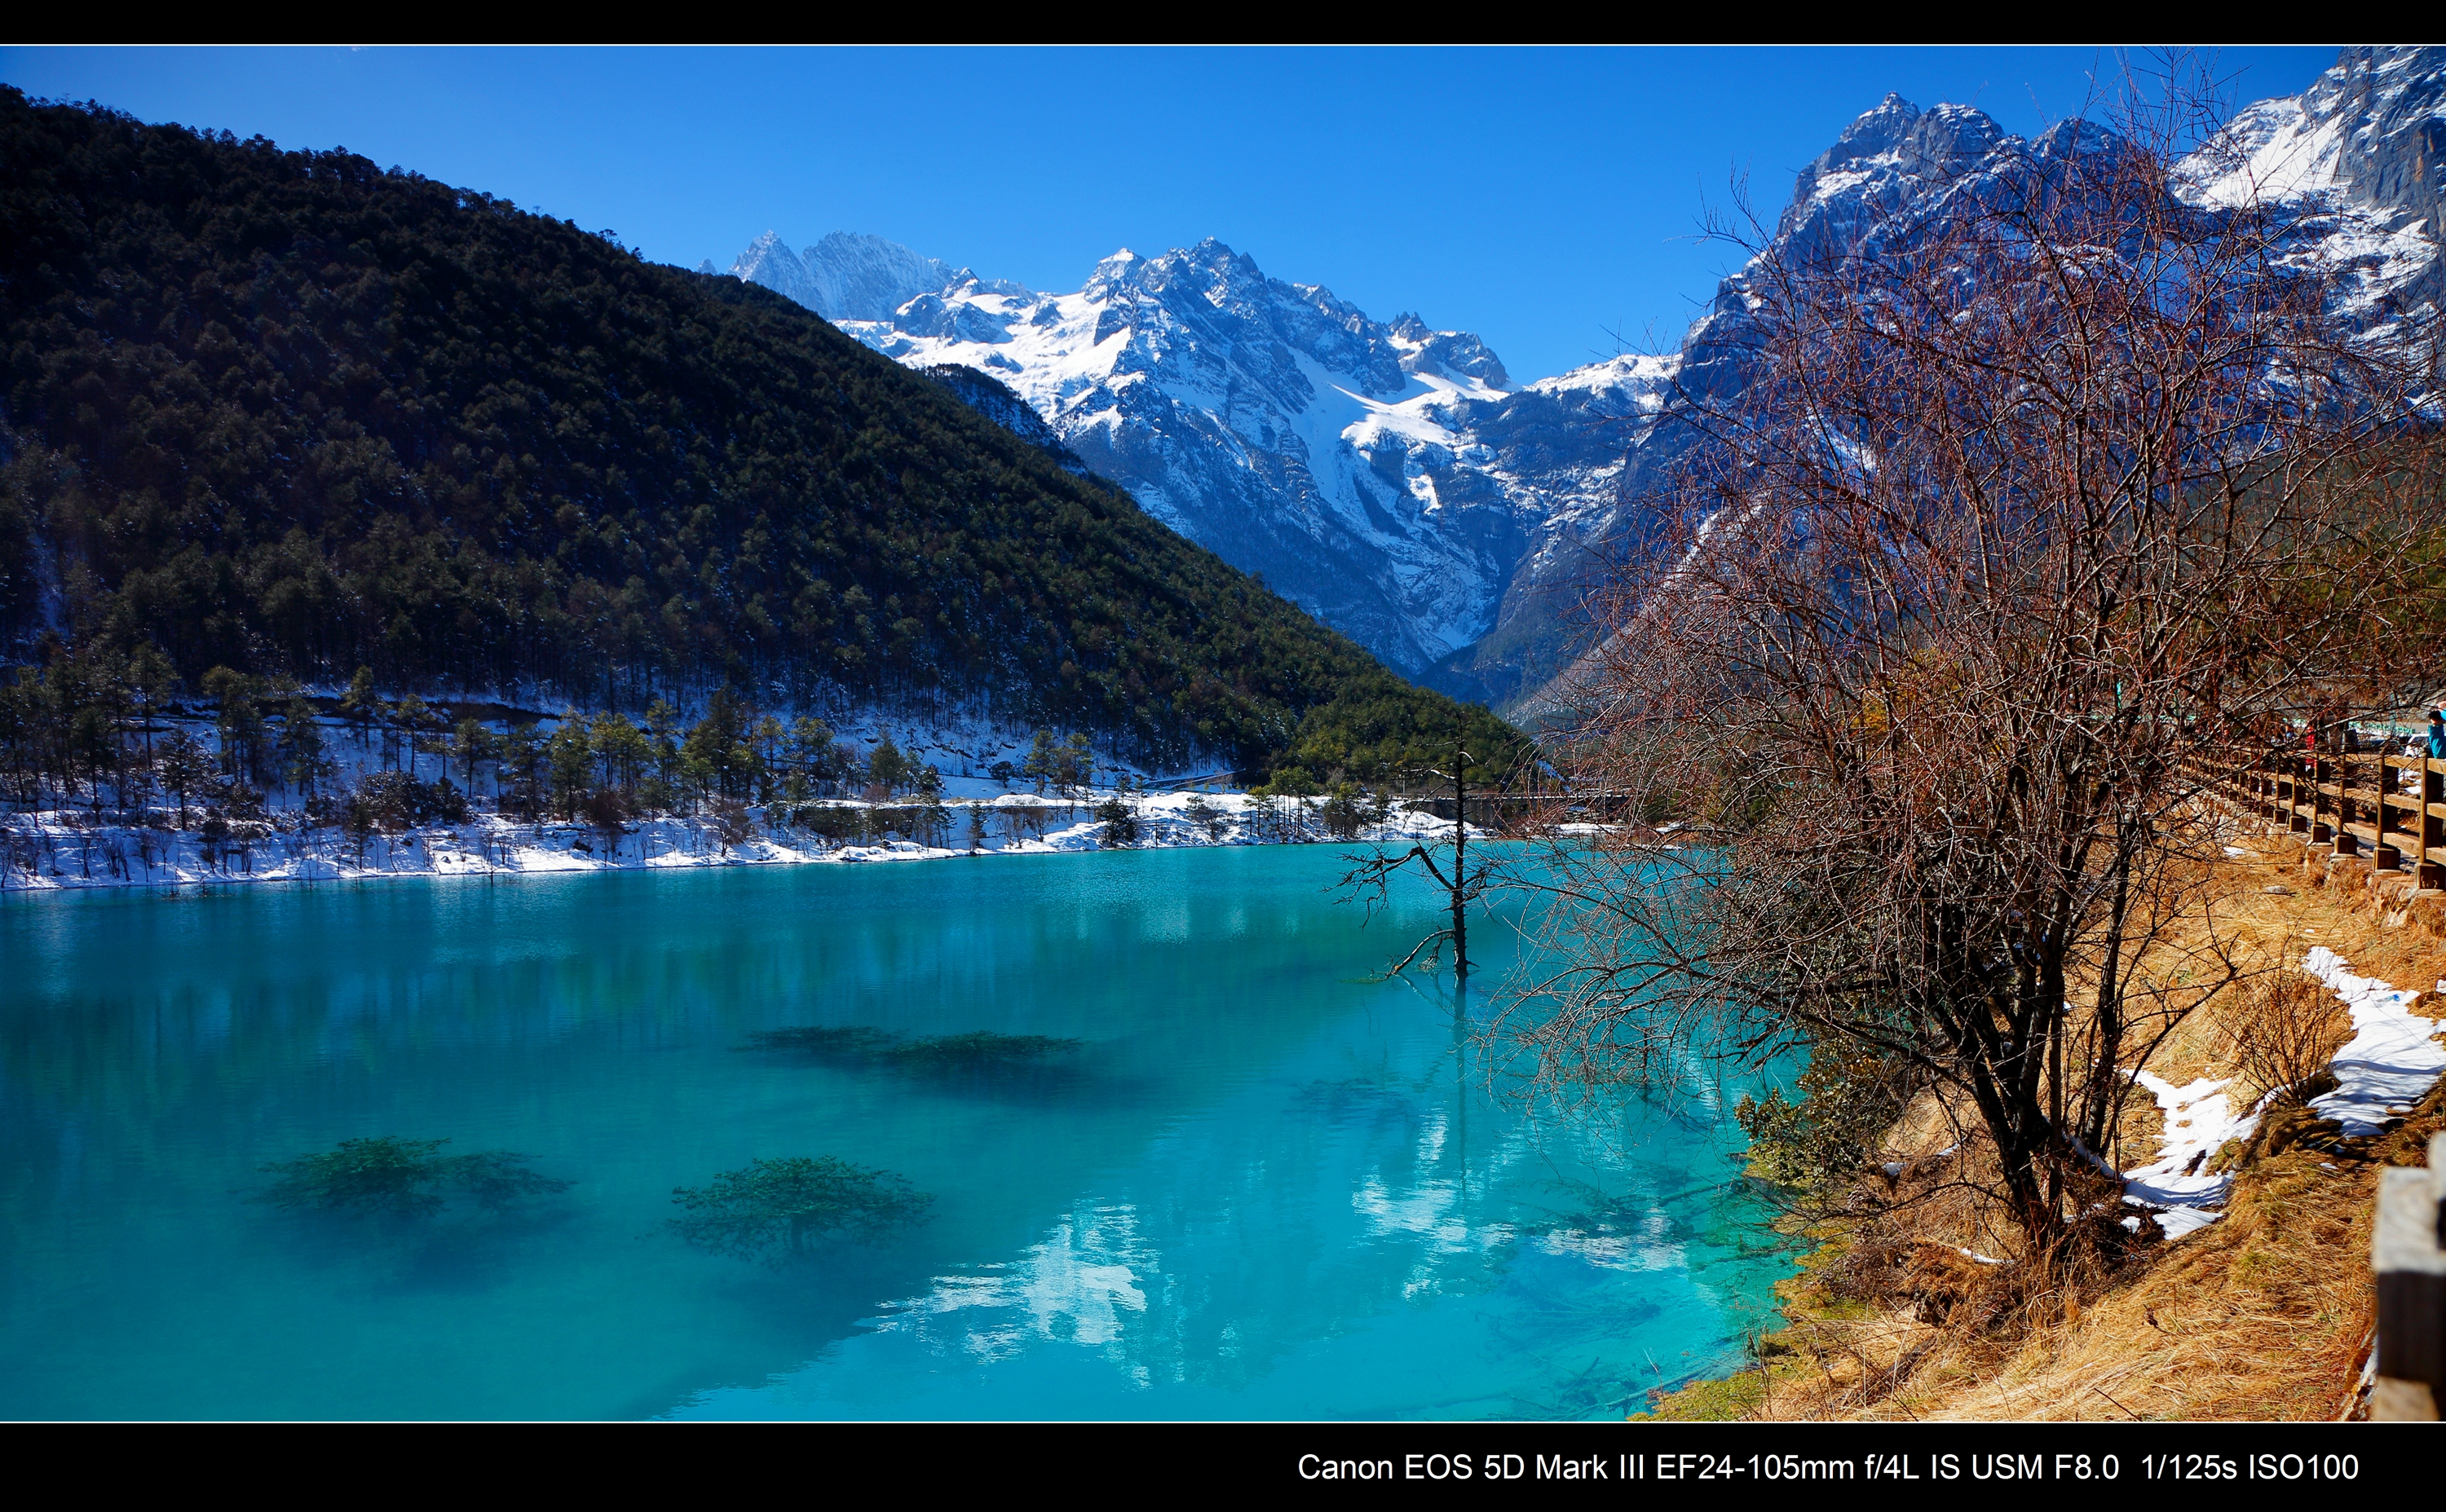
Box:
255, 1137, 572, 1219
740, 1027, 1084, 1074
876, 1031, 1083, 1071
668, 1156, 933, 1263
738, 1026, 902, 1059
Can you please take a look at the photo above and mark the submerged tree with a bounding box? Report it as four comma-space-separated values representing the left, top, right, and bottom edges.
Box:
1503, 66, 2435, 1255
669, 1156, 931, 1263
739, 1025, 902, 1060
256, 1136, 572, 1219
1339, 738, 1497, 981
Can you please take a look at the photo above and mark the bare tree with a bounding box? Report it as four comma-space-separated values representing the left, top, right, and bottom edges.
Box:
1503, 68, 2435, 1254
1340, 739, 1495, 982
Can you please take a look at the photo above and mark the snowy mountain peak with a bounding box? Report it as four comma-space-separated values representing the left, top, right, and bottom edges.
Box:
719, 226, 1565, 675
728, 230, 978, 321
1792, 95, 2003, 205
1389, 315, 1512, 391
1509, 49, 2446, 721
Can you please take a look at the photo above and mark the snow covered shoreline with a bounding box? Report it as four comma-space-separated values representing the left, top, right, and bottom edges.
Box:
0, 789, 1477, 896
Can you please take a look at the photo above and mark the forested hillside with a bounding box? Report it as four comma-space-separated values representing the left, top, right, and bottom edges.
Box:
0, 90, 1519, 779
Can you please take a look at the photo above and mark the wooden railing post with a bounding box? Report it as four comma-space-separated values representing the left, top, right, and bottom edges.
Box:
2373, 1132, 2446, 1420
2426, 757, 2446, 890
2338, 747, 2361, 855
2377, 753, 2402, 872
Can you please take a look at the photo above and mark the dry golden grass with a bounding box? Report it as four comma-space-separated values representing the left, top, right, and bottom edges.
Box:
1649, 813, 2446, 1422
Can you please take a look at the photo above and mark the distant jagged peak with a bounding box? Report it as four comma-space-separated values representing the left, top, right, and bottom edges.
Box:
1386, 313, 1512, 392
1790, 94, 2006, 209
795, 231, 959, 321
729, 229, 812, 301
722, 229, 1002, 321
1082, 248, 1143, 299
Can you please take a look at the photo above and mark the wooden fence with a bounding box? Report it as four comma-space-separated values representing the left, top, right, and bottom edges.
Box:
2232, 749, 2446, 888
2208, 750, 2445, 1418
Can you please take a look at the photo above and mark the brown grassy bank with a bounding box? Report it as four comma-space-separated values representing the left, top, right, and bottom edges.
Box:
1646, 817, 2446, 1422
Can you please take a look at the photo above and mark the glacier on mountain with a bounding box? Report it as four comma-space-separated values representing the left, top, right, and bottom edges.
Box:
720, 46, 2442, 712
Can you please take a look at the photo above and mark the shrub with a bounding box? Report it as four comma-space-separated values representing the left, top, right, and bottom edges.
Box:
1185, 794, 1226, 842
669, 1156, 931, 1262
2219, 974, 2353, 1104
1735, 1048, 1918, 1196
256, 1135, 570, 1219
708, 797, 757, 848
879, 1031, 1084, 1072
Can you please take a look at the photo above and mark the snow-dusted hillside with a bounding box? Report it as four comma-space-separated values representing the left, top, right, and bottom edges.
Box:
2180, 46, 2445, 344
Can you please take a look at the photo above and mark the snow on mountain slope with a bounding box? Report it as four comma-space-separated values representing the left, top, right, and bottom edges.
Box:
722, 230, 1663, 681
2181, 46, 2444, 342
731, 230, 986, 320
1505, 48, 2446, 721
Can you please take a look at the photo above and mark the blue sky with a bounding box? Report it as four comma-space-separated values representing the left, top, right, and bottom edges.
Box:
0, 46, 2339, 382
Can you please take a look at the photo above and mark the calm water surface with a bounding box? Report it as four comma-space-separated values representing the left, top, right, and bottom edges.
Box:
0, 846, 1791, 1419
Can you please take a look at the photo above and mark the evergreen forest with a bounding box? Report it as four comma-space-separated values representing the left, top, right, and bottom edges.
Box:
0, 89, 1524, 782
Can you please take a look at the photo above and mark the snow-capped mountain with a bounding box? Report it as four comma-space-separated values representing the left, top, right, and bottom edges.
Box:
719, 230, 1670, 685
1502, 46, 2445, 717
709, 230, 1029, 322
2182, 46, 2444, 342
721, 46, 2443, 713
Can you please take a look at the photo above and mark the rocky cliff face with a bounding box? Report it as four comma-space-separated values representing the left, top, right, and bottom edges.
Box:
2188, 46, 2445, 341
722, 46, 2443, 712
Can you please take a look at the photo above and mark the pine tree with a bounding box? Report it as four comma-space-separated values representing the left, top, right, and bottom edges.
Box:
1057, 732, 1093, 795
1021, 730, 1055, 795
545, 714, 593, 819
339, 668, 380, 749
389, 694, 435, 780
868, 732, 909, 796
450, 717, 496, 794
156, 729, 211, 829
280, 694, 331, 797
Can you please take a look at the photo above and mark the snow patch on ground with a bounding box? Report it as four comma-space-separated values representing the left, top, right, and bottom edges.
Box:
2301, 946, 2446, 1135
2121, 1073, 2270, 1241
2119, 946, 2446, 1241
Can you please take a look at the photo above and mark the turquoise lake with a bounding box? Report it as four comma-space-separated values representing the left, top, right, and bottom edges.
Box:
0, 845, 1793, 1420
